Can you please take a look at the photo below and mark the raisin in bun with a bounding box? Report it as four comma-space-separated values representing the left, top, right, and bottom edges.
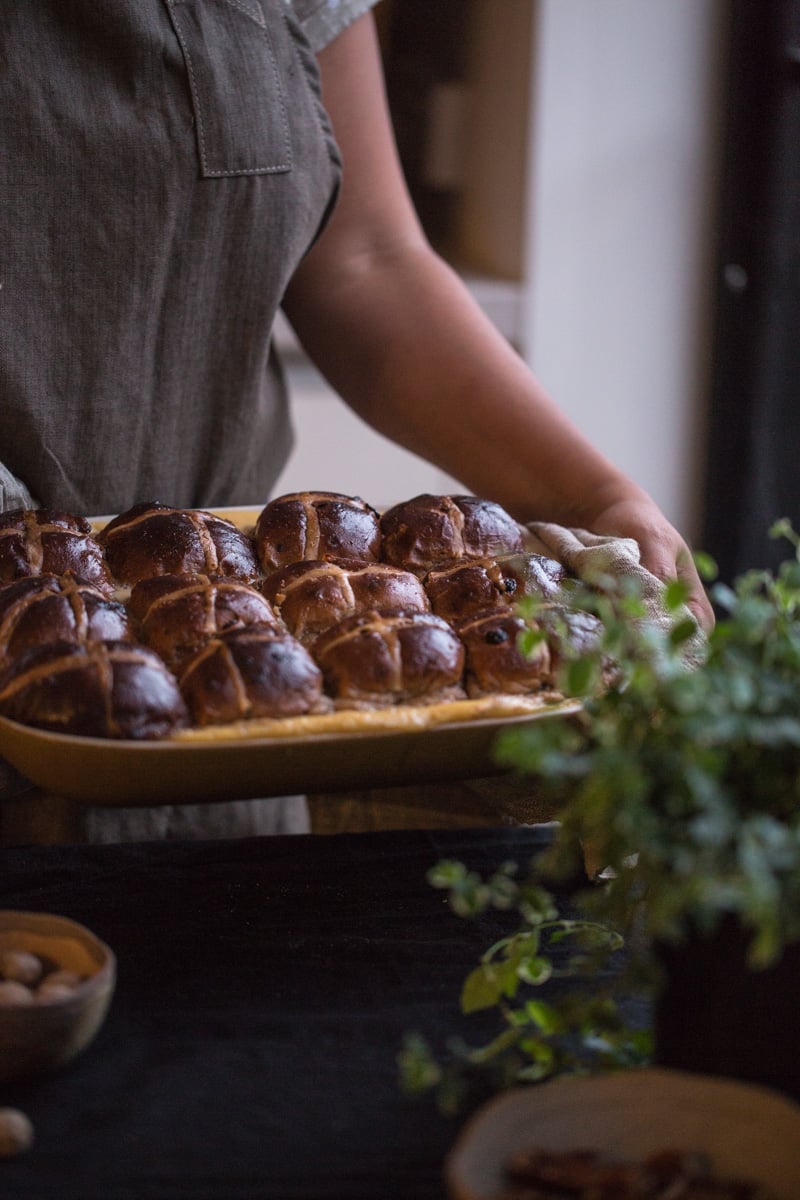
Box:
179, 625, 325, 726
0, 640, 188, 738
0, 508, 113, 593
97, 502, 259, 586
261, 559, 430, 645
457, 604, 607, 698
457, 609, 553, 698
379, 494, 525, 575
0, 575, 132, 665
424, 553, 567, 623
129, 573, 280, 672
254, 492, 381, 572
312, 610, 466, 708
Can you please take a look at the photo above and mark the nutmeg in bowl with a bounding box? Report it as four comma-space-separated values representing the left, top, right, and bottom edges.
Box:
0, 910, 116, 1082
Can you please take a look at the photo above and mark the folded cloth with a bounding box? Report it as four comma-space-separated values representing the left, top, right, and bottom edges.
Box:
485, 522, 709, 828
526, 521, 707, 666
0, 462, 38, 512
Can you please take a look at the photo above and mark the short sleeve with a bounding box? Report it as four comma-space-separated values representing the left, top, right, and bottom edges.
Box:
285, 0, 382, 53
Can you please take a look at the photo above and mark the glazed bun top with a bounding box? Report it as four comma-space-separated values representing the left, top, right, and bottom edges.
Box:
0, 574, 132, 665
254, 492, 381, 572
423, 552, 567, 623
0, 508, 113, 593
312, 609, 465, 707
379, 494, 525, 575
456, 609, 553, 699
0, 640, 188, 739
456, 603, 606, 699
97, 502, 260, 586
129, 573, 280, 672
178, 625, 325, 726
261, 558, 430, 645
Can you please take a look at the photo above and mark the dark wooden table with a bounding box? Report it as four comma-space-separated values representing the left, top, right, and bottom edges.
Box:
0, 824, 622, 1200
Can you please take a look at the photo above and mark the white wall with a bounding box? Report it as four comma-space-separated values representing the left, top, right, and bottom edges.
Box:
276, 0, 727, 535
272, 356, 460, 510
523, 0, 727, 538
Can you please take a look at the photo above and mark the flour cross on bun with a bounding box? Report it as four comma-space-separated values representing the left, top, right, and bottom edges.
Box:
261, 558, 430, 644
0, 508, 114, 593
178, 625, 325, 725
129, 573, 281, 672
97, 502, 260, 587
456, 608, 554, 699
0, 574, 132, 666
0, 640, 188, 739
456, 603, 606, 699
254, 492, 381, 572
379, 494, 525, 575
423, 552, 567, 623
312, 609, 466, 708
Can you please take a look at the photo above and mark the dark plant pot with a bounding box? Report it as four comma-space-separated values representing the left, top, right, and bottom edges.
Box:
653, 917, 800, 1103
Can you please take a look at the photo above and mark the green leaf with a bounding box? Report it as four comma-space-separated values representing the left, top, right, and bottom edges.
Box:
669, 617, 699, 647
397, 1034, 442, 1095
565, 656, 596, 696
486, 870, 520, 909
461, 964, 505, 1013
769, 517, 799, 551
516, 1037, 556, 1081
465, 1027, 522, 1066
518, 886, 559, 924
519, 626, 547, 659
517, 956, 553, 985
426, 860, 467, 888
664, 579, 690, 610
522, 998, 564, 1035
693, 550, 718, 581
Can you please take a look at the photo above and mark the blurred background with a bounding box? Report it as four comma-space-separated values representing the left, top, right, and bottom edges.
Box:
275, 0, 799, 583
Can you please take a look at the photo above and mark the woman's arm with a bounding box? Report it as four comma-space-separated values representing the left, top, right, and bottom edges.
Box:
282, 13, 714, 632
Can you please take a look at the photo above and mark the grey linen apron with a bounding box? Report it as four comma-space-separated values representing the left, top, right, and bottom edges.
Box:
0, 0, 348, 514
0, 0, 378, 841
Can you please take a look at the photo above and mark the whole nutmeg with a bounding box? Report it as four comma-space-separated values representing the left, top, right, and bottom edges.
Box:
0, 948, 44, 987
0, 979, 34, 1006
36, 969, 85, 1002
0, 1108, 34, 1158
35, 981, 77, 1004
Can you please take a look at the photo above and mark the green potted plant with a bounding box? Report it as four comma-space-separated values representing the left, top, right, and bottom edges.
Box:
493, 518, 800, 1099
400, 520, 800, 1110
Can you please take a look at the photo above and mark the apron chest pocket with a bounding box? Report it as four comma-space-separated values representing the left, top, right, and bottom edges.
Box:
165, 0, 292, 178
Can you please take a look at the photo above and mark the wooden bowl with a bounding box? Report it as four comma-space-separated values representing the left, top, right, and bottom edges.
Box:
0, 910, 116, 1081
445, 1069, 800, 1200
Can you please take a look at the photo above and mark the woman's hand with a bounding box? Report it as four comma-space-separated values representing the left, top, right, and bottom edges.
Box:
577, 489, 715, 632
